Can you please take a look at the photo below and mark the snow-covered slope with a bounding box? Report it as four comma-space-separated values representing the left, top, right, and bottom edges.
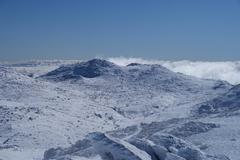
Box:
184, 84, 240, 160
40, 59, 231, 119
193, 84, 240, 116
0, 59, 237, 160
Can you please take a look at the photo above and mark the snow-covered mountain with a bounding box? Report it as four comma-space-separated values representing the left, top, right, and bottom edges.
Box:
40, 59, 231, 118
0, 59, 239, 160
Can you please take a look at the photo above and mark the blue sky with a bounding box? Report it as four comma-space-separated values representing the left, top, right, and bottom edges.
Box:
0, 0, 240, 61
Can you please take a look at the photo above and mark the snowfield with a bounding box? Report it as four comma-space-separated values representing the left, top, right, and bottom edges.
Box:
0, 59, 239, 160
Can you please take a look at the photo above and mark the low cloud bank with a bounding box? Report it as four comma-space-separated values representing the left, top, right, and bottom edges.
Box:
108, 57, 240, 85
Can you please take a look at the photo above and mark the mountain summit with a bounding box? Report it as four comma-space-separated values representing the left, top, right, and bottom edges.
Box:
41, 59, 122, 80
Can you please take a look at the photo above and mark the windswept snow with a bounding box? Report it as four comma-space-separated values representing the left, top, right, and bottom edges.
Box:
193, 84, 240, 117
0, 59, 239, 160
43, 132, 227, 160
43, 132, 152, 160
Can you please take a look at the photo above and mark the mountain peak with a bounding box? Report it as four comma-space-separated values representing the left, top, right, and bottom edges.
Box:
85, 58, 115, 68
41, 59, 121, 80
127, 63, 141, 66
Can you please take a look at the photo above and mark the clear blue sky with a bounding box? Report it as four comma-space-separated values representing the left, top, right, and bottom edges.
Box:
0, 0, 240, 61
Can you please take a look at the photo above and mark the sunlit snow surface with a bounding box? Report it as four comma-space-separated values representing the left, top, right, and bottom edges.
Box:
0, 59, 239, 160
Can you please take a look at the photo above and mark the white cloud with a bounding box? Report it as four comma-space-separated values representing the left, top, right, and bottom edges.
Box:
108, 57, 240, 85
